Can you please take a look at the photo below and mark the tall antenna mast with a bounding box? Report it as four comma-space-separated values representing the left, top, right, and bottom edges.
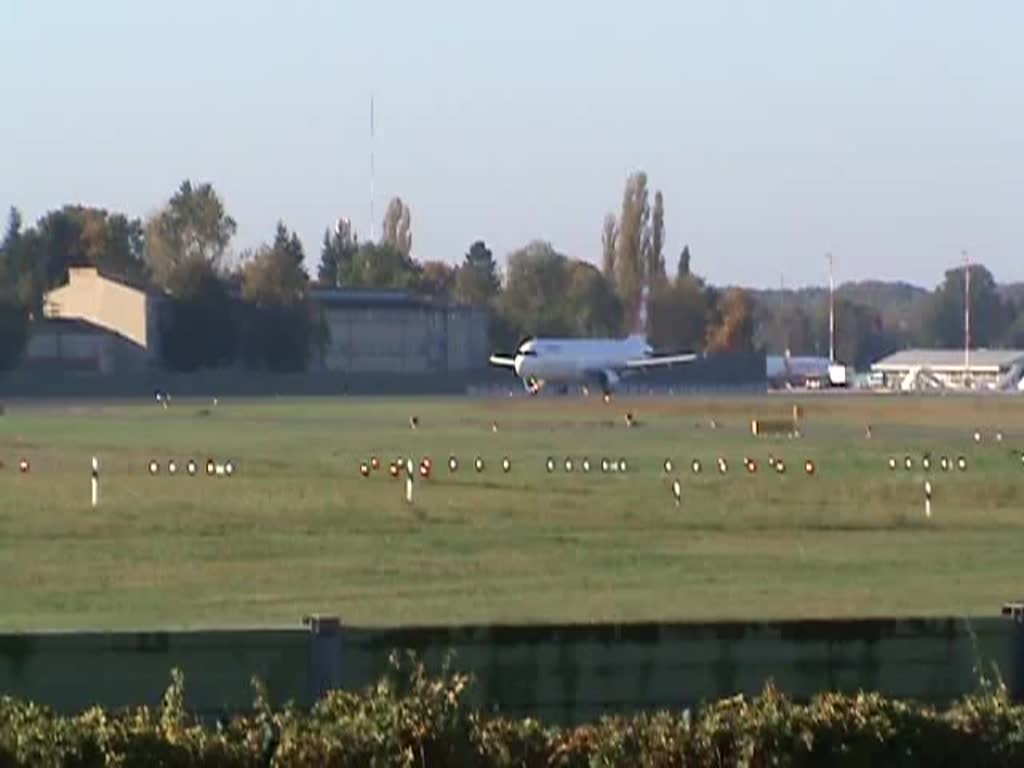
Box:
963, 249, 970, 379
780, 273, 789, 356
369, 94, 375, 242
827, 252, 835, 363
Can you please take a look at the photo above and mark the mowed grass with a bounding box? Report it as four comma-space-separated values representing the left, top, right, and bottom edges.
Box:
0, 394, 1022, 630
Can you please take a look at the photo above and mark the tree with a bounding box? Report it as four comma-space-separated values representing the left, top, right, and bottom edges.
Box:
317, 219, 358, 287
454, 240, 504, 348
497, 241, 573, 338
453, 240, 500, 306
0, 206, 147, 315
813, 297, 894, 369
30, 207, 145, 289
68, 206, 146, 282
0, 297, 28, 371
648, 190, 666, 289
7, 228, 46, 316
0, 209, 28, 366
33, 208, 84, 290
158, 259, 236, 371
496, 243, 622, 342
753, 298, 815, 356
677, 245, 691, 280
1, 207, 20, 251
924, 263, 1007, 349
417, 261, 456, 300
564, 261, 622, 337
237, 223, 313, 372
240, 222, 309, 308
706, 288, 754, 353
0, 207, 22, 292
145, 180, 237, 289
649, 276, 709, 352
614, 172, 650, 333
1001, 311, 1024, 348
749, 281, 929, 356
346, 242, 421, 290
381, 197, 412, 257
601, 213, 618, 280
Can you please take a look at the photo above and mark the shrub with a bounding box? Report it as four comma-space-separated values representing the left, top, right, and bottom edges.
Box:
2, 658, 1024, 767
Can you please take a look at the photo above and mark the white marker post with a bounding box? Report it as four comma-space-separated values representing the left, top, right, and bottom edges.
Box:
91, 456, 99, 508
924, 480, 932, 519
405, 458, 414, 504
672, 479, 682, 507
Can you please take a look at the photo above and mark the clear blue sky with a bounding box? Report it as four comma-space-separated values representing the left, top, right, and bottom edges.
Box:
2, 0, 1021, 288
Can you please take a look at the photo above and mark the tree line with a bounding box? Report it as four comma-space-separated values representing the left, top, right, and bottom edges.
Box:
751, 267, 1024, 370
2, 173, 1022, 374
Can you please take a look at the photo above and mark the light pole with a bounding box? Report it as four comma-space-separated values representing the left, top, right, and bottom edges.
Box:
369, 95, 375, 242
963, 249, 970, 384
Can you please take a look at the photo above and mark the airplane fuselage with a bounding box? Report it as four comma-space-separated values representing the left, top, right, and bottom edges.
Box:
513, 336, 650, 391
489, 333, 697, 395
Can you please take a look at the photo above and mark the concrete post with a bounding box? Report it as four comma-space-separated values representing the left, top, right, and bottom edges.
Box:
304, 615, 342, 703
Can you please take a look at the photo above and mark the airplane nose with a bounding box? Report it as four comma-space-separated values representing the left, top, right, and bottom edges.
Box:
513, 354, 524, 376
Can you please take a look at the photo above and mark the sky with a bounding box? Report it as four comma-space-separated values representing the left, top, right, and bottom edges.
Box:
1, 0, 1022, 289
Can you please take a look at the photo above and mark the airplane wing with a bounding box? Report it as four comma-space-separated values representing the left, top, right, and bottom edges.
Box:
489, 354, 517, 368
623, 353, 698, 369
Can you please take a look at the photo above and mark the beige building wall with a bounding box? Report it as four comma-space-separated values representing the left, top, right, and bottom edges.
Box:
44, 267, 151, 351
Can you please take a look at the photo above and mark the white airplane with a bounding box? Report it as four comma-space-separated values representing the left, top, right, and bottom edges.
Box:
488, 289, 700, 395
488, 332, 698, 395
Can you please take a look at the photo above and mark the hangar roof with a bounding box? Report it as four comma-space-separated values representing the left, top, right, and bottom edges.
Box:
310, 287, 478, 312
32, 317, 116, 334
872, 348, 1024, 372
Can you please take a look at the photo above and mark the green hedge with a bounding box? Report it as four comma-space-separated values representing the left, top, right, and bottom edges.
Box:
2, 654, 1023, 767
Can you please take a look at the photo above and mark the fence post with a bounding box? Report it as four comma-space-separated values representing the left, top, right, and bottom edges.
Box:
91, 456, 99, 508
1002, 601, 1024, 703
304, 614, 342, 703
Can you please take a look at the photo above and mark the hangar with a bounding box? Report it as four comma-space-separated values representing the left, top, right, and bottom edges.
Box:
870, 348, 1024, 391
23, 317, 151, 374
35, 268, 490, 376
39, 266, 162, 372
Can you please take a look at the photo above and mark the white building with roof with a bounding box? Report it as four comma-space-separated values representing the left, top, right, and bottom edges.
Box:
870, 348, 1024, 391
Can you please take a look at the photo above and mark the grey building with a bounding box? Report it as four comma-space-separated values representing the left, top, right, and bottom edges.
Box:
23, 317, 151, 374
36, 268, 491, 377
311, 288, 489, 374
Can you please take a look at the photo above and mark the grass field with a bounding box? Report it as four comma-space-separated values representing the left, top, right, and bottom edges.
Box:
0, 393, 1022, 630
